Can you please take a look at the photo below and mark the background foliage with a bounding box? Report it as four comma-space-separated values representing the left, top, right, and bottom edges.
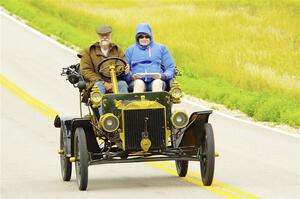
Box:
1, 0, 299, 127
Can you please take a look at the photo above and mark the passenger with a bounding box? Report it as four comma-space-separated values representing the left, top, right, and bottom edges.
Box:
79, 24, 130, 94
125, 23, 175, 92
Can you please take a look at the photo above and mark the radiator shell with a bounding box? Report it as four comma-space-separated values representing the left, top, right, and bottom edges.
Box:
122, 107, 167, 151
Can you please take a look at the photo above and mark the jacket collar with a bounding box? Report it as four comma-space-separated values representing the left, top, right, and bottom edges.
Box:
90, 42, 118, 56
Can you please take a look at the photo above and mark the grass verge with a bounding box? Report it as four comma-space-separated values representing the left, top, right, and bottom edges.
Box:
1, 0, 299, 128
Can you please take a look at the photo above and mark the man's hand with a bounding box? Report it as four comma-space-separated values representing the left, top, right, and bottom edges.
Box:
131, 74, 142, 80
103, 82, 113, 92
125, 64, 130, 75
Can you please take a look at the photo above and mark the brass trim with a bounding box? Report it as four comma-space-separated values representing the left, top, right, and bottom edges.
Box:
69, 157, 76, 162
140, 138, 151, 152
109, 65, 118, 94
58, 149, 64, 155
163, 107, 168, 147
102, 99, 107, 107
114, 99, 124, 109
124, 100, 165, 110
166, 128, 171, 146
121, 110, 126, 149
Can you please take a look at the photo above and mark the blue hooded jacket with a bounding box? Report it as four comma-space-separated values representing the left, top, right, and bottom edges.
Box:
125, 23, 175, 82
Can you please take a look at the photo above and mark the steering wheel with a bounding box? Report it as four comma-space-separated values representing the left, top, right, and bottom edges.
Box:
98, 57, 127, 81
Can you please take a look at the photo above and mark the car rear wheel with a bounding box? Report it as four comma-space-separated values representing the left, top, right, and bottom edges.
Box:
74, 128, 89, 191
175, 160, 188, 177
199, 123, 215, 186
60, 127, 72, 181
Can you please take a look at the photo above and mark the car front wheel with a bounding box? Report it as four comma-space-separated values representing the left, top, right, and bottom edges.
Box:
74, 127, 89, 191
175, 160, 188, 177
60, 127, 72, 181
199, 123, 215, 186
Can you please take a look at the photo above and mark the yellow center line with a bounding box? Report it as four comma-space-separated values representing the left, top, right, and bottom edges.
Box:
1, 73, 260, 199
158, 161, 260, 199
0, 74, 60, 118
147, 162, 242, 199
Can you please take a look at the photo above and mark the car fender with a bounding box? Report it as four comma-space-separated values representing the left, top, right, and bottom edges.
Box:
70, 118, 101, 156
175, 110, 213, 150
54, 115, 79, 156
54, 114, 78, 128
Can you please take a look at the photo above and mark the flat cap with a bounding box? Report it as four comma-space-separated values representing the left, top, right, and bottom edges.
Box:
96, 25, 112, 34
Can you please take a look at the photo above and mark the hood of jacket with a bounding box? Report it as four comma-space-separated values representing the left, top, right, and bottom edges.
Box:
135, 23, 153, 49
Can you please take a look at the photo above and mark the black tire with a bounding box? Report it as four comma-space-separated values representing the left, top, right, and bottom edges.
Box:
175, 160, 188, 177
60, 127, 72, 181
199, 123, 215, 186
74, 128, 89, 191
120, 152, 129, 160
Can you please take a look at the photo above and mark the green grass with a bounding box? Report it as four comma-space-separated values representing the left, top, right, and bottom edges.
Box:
1, 0, 300, 128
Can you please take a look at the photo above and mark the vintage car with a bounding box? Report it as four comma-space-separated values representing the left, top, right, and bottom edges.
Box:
54, 57, 216, 190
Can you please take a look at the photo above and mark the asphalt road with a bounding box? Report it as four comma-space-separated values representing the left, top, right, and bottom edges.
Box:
1, 11, 299, 199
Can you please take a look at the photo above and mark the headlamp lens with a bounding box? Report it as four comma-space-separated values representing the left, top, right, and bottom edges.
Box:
92, 92, 102, 103
106, 118, 114, 126
171, 111, 188, 129
176, 116, 183, 123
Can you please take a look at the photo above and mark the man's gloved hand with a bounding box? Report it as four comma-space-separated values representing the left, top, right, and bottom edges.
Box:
125, 64, 130, 75
103, 82, 113, 92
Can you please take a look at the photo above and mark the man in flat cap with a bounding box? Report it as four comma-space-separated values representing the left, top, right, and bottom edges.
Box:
79, 24, 129, 97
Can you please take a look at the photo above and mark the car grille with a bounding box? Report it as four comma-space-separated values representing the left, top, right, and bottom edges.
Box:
123, 108, 166, 151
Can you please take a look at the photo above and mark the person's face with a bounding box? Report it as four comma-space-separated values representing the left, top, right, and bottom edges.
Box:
98, 33, 112, 46
138, 34, 150, 46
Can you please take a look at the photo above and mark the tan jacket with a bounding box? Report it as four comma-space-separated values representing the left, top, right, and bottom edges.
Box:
79, 42, 125, 90
78, 42, 126, 103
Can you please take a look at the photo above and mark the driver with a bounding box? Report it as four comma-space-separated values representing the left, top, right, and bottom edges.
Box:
125, 23, 175, 92
79, 24, 129, 94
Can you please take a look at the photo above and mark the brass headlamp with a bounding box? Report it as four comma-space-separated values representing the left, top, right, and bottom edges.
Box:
169, 82, 183, 103
90, 85, 103, 108
99, 113, 119, 132
171, 110, 189, 129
